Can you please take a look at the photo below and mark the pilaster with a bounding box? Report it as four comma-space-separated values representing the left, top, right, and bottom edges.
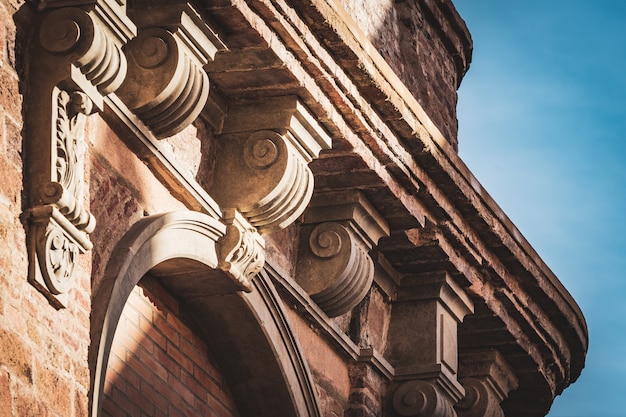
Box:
295, 190, 389, 317
388, 271, 474, 416
209, 96, 332, 234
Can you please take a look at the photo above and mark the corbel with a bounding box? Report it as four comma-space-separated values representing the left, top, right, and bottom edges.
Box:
209, 96, 332, 234
295, 190, 389, 317
25, 1, 134, 307
217, 209, 266, 292
455, 351, 518, 417
387, 271, 474, 416
116, 0, 226, 138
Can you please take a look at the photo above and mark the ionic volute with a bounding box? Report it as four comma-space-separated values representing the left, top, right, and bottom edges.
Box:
295, 191, 389, 317
209, 96, 332, 234
117, 0, 226, 138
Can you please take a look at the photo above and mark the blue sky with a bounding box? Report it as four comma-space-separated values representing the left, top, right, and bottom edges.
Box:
452, 1, 626, 416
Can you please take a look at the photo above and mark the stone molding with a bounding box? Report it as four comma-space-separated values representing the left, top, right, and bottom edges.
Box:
455, 351, 518, 417
295, 190, 389, 317
209, 96, 332, 234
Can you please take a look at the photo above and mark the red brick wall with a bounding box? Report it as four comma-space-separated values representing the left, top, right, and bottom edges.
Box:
102, 277, 239, 417
0, 2, 92, 416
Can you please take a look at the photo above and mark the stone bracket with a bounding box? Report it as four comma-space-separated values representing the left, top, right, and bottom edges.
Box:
25, 3, 131, 306
209, 96, 332, 234
387, 271, 474, 415
392, 379, 456, 417
455, 351, 519, 417
295, 190, 389, 317
117, 1, 226, 138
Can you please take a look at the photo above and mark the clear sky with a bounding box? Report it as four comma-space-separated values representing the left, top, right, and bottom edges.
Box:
452, 1, 626, 416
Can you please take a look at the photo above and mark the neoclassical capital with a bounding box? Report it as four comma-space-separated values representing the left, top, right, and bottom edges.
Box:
392, 380, 456, 417
455, 351, 518, 417
218, 209, 266, 292
209, 96, 332, 234
117, 1, 226, 137
295, 191, 389, 317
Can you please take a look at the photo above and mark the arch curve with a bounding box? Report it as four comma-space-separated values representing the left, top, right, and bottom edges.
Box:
89, 210, 321, 417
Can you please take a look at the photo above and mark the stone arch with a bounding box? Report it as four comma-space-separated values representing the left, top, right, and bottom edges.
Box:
89, 210, 321, 417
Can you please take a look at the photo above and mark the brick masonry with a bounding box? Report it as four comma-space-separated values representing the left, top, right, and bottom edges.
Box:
0, 2, 90, 416
102, 278, 238, 417
340, 0, 471, 148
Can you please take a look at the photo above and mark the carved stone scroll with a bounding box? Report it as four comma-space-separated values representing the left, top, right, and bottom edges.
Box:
295, 191, 389, 317
393, 380, 456, 417
25, 4, 132, 307
455, 351, 518, 417
218, 209, 266, 292
117, 2, 226, 138
209, 97, 332, 234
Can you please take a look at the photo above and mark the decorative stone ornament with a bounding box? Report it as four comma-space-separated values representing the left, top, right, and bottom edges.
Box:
393, 380, 456, 417
209, 97, 332, 234
387, 271, 474, 416
25, 3, 133, 307
218, 209, 266, 291
296, 191, 389, 317
117, 1, 226, 138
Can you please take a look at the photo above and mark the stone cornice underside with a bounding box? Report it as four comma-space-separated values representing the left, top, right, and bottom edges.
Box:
197, 1, 587, 415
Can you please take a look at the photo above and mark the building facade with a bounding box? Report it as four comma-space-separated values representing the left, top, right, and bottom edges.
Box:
0, 0, 587, 416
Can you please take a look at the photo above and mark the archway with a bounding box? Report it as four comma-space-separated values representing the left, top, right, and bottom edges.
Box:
89, 211, 321, 417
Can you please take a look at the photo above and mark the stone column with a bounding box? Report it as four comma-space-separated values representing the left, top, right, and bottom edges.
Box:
387, 271, 474, 417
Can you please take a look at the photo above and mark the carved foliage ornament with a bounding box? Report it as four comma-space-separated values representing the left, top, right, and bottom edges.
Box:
26, 85, 99, 307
